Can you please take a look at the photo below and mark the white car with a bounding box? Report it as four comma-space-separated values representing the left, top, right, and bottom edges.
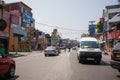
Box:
44, 46, 59, 56
77, 37, 102, 64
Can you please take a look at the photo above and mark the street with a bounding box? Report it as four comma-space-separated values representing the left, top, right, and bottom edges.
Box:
1, 50, 120, 80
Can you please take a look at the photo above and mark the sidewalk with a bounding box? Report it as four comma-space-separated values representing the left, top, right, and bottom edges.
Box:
8, 51, 43, 58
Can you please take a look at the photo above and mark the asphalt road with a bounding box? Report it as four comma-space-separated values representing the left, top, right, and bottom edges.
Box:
2, 50, 120, 80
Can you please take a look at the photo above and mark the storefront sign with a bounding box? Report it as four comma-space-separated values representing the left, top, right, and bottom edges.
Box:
107, 31, 115, 39
115, 30, 120, 39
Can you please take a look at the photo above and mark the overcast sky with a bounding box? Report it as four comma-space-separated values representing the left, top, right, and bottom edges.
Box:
5, 0, 118, 41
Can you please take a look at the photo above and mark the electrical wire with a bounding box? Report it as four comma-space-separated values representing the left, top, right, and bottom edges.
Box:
35, 22, 87, 32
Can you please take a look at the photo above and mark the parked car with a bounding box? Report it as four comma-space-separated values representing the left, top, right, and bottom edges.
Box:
0, 52, 16, 78
77, 37, 102, 64
110, 41, 120, 72
72, 46, 77, 50
60, 46, 66, 50
44, 46, 59, 56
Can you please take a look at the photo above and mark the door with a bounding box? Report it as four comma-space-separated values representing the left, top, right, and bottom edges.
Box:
0, 52, 8, 74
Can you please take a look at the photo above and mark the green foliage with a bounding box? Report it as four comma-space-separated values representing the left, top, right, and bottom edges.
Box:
81, 33, 89, 38
96, 22, 103, 33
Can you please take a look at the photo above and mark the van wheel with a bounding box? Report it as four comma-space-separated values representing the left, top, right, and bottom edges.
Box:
45, 54, 47, 56
78, 58, 82, 63
6, 65, 15, 78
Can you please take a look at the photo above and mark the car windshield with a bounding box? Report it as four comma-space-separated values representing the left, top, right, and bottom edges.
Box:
45, 46, 56, 50
80, 41, 99, 48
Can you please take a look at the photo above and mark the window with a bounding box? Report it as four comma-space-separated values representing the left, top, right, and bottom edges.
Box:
109, 12, 120, 19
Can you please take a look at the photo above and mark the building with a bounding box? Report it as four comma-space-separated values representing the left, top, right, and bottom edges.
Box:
103, 4, 120, 51
0, 0, 9, 54
34, 30, 46, 50
4, 2, 35, 51
45, 33, 51, 47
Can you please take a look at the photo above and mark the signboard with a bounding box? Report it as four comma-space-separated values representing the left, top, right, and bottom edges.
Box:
51, 34, 60, 46
115, 30, 120, 39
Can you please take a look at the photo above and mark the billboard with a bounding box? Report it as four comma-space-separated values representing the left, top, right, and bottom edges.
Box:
89, 25, 96, 37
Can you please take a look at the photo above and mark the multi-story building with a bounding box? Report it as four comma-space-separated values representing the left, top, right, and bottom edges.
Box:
4, 2, 35, 51
103, 4, 120, 51
35, 30, 46, 50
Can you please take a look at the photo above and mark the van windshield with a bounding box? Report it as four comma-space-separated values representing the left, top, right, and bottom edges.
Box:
80, 41, 99, 48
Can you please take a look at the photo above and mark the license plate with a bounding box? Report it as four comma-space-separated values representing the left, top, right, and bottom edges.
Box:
116, 54, 120, 58
86, 58, 94, 60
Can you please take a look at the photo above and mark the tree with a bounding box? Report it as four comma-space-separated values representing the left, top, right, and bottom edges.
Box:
81, 33, 89, 38
96, 22, 103, 33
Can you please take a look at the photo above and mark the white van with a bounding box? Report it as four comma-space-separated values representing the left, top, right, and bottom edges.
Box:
77, 37, 102, 64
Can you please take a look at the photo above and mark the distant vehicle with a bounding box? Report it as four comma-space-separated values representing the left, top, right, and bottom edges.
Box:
60, 46, 66, 49
44, 46, 59, 56
110, 41, 120, 72
72, 46, 77, 50
77, 37, 102, 64
0, 52, 16, 78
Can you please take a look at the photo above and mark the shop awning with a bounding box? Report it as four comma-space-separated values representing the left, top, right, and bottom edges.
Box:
109, 13, 120, 23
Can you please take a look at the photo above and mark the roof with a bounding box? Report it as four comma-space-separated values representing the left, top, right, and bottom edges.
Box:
6, 1, 32, 10
106, 4, 120, 9
80, 37, 97, 42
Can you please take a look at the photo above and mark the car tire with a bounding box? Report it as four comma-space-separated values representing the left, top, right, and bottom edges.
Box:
6, 65, 15, 78
78, 57, 82, 63
45, 54, 47, 56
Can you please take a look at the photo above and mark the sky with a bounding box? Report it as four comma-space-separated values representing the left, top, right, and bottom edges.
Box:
4, 0, 118, 41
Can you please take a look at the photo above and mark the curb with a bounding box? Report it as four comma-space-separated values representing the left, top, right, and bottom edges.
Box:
8, 51, 43, 58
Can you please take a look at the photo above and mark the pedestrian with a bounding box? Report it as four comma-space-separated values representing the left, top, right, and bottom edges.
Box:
102, 43, 108, 55
64, 46, 66, 52
68, 47, 71, 52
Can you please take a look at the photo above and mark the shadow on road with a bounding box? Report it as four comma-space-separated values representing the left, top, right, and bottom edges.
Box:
77, 60, 110, 66
100, 60, 110, 66
0, 75, 19, 80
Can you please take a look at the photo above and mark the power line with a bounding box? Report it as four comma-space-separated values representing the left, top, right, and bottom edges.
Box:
35, 22, 87, 32
60, 32, 83, 34
35, 22, 54, 28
